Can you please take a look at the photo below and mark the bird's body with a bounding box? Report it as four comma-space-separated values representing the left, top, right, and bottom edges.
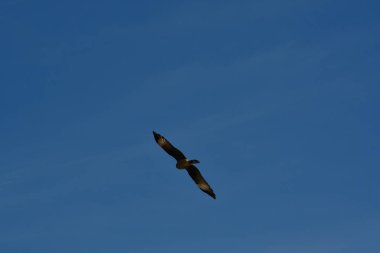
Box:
153, 131, 216, 199
176, 159, 199, 169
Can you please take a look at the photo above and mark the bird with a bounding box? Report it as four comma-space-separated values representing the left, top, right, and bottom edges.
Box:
153, 131, 216, 199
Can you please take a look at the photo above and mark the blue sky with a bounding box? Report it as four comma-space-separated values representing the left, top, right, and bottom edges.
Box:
1, 0, 380, 252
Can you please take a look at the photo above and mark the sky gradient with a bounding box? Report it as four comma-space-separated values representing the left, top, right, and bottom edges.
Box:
1, 1, 380, 252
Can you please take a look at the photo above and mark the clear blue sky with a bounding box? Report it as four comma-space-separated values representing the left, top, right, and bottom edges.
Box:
1, 1, 379, 252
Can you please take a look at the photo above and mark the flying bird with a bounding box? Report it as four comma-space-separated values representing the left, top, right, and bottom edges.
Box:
153, 131, 216, 199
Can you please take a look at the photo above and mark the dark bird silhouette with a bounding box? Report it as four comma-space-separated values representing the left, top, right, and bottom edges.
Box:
153, 131, 216, 199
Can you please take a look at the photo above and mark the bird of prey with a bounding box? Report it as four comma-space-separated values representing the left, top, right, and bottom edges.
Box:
153, 131, 216, 199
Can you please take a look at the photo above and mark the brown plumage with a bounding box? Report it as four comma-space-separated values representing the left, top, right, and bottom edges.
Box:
153, 131, 216, 199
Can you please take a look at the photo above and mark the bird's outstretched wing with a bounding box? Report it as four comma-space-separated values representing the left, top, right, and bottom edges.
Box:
153, 131, 187, 161
186, 165, 216, 199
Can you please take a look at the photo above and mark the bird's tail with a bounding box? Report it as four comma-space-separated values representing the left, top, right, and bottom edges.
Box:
189, 159, 200, 164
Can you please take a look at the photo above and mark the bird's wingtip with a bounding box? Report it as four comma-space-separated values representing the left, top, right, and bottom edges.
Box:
206, 191, 216, 199
152, 131, 160, 141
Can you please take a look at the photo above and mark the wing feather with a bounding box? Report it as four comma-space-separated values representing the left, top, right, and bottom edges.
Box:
153, 131, 186, 161
186, 165, 216, 199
